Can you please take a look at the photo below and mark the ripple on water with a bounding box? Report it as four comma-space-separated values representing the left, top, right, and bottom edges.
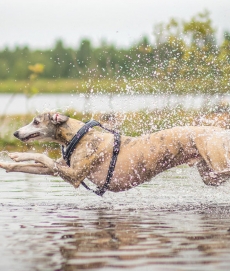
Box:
1, 166, 230, 271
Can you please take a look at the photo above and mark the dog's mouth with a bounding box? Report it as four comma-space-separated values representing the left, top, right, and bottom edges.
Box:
21, 132, 40, 142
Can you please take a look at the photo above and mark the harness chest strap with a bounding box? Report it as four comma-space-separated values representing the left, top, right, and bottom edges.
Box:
61, 120, 121, 196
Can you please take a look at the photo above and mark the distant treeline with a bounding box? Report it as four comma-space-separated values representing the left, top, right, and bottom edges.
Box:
1, 11, 230, 83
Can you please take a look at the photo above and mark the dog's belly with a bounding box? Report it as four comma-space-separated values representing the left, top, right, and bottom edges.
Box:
87, 126, 230, 192
87, 130, 200, 192
87, 153, 152, 192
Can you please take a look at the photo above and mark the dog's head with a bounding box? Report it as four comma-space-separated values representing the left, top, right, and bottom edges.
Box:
14, 112, 69, 142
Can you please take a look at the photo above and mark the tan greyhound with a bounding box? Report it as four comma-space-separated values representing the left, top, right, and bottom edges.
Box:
0, 112, 230, 193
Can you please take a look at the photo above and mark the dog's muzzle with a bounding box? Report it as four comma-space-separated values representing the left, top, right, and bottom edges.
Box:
14, 131, 19, 138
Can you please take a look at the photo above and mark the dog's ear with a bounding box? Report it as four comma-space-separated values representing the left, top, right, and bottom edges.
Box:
51, 113, 69, 125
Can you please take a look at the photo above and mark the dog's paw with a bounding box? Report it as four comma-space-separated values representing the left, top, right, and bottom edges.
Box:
8, 152, 33, 162
0, 162, 14, 172
8, 152, 22, 162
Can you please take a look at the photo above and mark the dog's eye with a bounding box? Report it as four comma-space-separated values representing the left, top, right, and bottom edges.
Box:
33, 119, 40, 125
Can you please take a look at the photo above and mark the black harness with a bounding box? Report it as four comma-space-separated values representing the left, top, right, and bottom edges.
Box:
61, 120, 121, 196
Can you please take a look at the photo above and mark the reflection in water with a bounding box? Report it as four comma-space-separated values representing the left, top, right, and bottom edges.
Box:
58, 209, 230, 270
0, 167, 230, 270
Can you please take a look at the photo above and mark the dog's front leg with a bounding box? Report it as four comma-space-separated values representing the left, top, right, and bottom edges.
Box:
53, 164, 88, 188
53, 153, 102, 188
7, 152, 98, 189
8, 152, 56, 172
7, 152, 89, 188
0, 161, 54, 175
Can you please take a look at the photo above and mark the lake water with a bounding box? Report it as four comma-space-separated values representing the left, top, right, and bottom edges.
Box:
1, 165, 230, 271
1, 93, 230, 114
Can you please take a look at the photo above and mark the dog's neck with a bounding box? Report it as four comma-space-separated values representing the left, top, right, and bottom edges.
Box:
55, 118, 85, 146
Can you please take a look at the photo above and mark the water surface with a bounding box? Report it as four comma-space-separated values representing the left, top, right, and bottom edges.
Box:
1, 93, 229, 114
1, 165, 230, 271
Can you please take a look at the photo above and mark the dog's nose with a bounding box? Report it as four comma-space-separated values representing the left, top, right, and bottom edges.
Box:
14, 131, 19, 138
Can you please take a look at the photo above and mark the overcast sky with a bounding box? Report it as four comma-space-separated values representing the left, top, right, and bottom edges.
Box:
1, 0, 230, 49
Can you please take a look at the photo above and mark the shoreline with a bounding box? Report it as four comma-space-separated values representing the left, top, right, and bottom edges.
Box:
0, 78, 230, 95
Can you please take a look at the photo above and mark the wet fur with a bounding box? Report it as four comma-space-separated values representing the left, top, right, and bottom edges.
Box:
1, 112, 230, 193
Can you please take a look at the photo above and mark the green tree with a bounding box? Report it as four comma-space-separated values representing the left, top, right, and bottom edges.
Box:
76, 39, 93, 76
51, 40, 74, 78
183, 10, 216, 49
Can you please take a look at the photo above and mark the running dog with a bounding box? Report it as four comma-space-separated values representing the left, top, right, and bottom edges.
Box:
1, 112, 230, 193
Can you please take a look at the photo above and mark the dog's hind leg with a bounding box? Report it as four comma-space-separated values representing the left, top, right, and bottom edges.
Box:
197, 160, 230, 186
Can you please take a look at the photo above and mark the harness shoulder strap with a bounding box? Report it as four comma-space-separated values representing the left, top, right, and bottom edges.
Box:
62, 120, 101, 167
62, 120, 121, 196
